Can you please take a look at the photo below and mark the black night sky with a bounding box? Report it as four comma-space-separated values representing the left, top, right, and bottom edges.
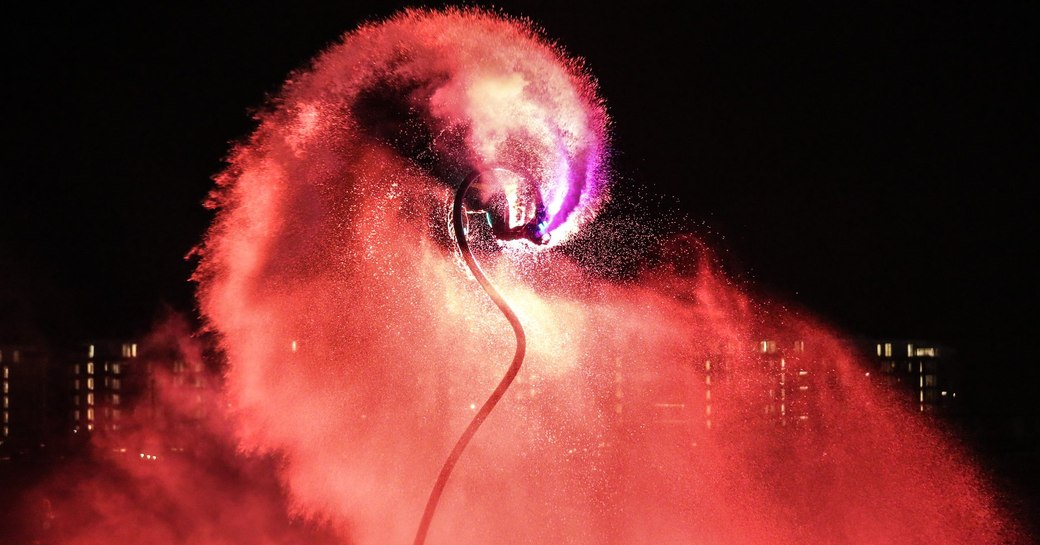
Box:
2, 2, 1036, 419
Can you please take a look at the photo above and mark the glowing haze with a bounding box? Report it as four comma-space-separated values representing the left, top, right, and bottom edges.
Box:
184, 8, 1024, 545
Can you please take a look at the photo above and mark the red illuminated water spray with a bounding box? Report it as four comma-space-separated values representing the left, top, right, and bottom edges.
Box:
413, 169, 545, 544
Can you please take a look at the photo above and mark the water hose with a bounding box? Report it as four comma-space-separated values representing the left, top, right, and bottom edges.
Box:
413, 170, 529, 544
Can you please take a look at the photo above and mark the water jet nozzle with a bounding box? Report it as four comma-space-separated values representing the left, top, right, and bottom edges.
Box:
491, 203, 551, 245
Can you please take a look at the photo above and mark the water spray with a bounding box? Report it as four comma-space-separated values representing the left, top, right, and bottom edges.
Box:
413, 169, 547, 544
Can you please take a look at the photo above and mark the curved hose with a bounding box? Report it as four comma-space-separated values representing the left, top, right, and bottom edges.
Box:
412, 170, 528, 545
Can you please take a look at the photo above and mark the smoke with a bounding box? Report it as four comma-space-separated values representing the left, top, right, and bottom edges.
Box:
19, 7, 1023, 545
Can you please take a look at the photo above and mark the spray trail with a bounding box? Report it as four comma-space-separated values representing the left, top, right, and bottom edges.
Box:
192, 8, 1025, 545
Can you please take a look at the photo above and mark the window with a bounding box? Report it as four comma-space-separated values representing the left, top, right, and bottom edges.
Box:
112, 363, 121, 375
87, 378, 94, 390
884, 343, 892, 357
86, 362, 94, 375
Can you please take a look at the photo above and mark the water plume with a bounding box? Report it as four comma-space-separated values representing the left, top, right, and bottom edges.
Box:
184, 7, 1024, 545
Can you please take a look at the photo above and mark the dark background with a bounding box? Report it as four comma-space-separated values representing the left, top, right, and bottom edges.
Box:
2, 4, 1035, 414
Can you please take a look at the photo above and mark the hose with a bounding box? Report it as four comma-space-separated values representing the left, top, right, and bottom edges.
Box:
413, 170, 528, 545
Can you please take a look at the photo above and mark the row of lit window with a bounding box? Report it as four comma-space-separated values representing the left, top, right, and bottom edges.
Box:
73, 393, 121, 406
73, 378, 123, 391
87, 343, 137, 359
758, 340, 806, 354
73, 407, 122, 420
74, 362, 123, 376
876, 343, 938, 358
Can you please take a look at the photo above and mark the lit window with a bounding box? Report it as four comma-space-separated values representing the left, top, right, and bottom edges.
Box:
112, 363, 121, 375
794, 341, 805, 352
88, 344, 95, 358
759, 340, 776, 353
876, 344, 882, 356
112, 394, 120, 405
74, 364, 80, 376
914, 347, 936, 357
3, 425, 7, 437
87, 378, 94, 390
2, 397, 7, 409
2, 412, 7, 423
74, 379, 80, 390
87, 393, 94, 406
884, 343, 892, 357
74, 410, 80, 420
131, 343, 137, 358
705, 360, 711, 371
86, 362, 94, 375
907, 343, 914, 357
87, 408, 94, 421
3, 366, 8, 379
291, 340, 298, 353
2, 383, 7, 394
112, 379, 121, 390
